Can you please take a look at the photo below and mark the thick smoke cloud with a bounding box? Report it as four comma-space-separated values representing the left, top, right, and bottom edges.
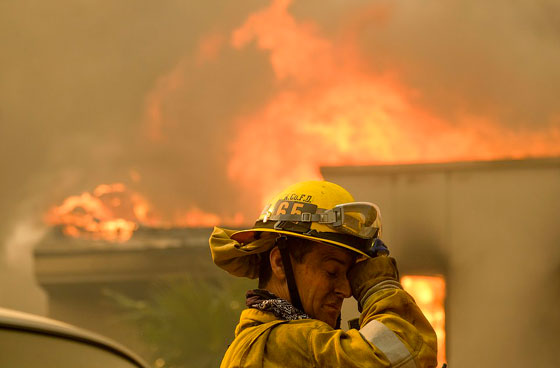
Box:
0, 0, 264, 236
287, 0, 560, 128
350, 0, 560, 128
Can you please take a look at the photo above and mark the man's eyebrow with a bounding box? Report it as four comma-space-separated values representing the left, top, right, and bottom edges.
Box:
322, 256, 347, 266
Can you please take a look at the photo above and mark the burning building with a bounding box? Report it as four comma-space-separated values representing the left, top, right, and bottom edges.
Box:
33, 157, 560, 368
35, 183, 247, 363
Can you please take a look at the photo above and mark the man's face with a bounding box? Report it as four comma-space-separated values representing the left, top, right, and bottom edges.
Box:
292, 242, 355, 328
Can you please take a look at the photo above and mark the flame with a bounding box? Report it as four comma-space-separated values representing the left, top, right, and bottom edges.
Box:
227, 0, 560, 202
133, 0, 560, 234
402, 275, 446, 367
174, 207, 245, 228
45, 183, 146, 242
46, 183, 242, 242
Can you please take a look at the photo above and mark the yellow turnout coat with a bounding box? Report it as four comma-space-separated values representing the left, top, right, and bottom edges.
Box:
221, 256, 438, 368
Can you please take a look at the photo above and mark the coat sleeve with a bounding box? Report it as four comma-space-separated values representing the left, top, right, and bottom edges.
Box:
307, 256, 438, 368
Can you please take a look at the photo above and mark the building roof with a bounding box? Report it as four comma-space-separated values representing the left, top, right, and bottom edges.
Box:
321, 157, 560, 177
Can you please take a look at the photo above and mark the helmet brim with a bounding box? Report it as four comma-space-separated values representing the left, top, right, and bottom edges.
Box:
231, 228, 370, 258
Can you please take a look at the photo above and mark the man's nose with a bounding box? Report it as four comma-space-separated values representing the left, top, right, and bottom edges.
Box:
336, 275, 352, 298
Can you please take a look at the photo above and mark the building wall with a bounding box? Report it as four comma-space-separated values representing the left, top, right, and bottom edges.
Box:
34, 227, 221, 363
323, 158, 560, 368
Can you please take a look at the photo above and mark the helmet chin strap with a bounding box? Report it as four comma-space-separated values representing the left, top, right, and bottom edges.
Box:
275, 236, 305, 313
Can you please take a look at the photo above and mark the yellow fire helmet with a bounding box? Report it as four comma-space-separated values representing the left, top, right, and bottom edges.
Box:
209, 180, 382, 279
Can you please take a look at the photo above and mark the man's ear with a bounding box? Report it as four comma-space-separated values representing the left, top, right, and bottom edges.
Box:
269, 247, 286, 280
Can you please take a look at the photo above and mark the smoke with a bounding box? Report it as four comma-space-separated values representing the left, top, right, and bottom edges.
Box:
225, 0, 560, 200
0, 0, 265, 236
0, 215, 47, 314
349, 0, 560, 128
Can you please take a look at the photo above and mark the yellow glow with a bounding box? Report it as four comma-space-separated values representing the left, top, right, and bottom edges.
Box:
401, 275, 446, 367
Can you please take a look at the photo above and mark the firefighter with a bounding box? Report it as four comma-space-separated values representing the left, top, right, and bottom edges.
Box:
209, 180, 437, 367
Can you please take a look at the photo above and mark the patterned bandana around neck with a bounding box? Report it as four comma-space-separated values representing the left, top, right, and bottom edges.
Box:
246, 289, 310, 321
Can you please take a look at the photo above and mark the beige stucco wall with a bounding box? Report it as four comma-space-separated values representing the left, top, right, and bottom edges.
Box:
324, 158, 560, 368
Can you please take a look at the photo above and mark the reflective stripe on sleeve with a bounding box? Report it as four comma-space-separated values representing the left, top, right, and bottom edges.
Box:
359, 320, 417, 368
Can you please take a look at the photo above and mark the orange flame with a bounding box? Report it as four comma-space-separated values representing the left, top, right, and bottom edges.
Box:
45, 183, 147, 242
134, 0, 560, 231
46, 183, 243, 242
402, 275, 446, 367
174, 207, 245, 228
227, 0, 560, 203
